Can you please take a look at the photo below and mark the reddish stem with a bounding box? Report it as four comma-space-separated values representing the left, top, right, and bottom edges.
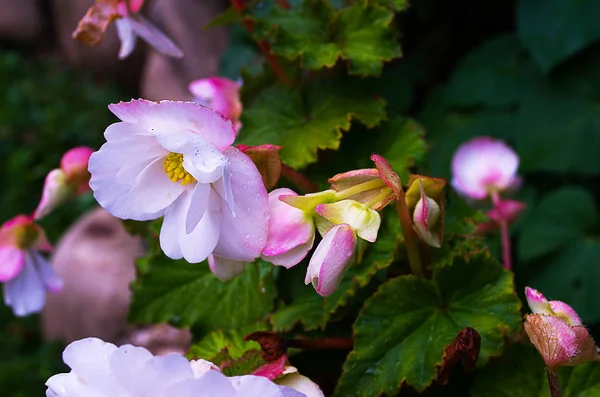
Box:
491, 191, 512, 271
287, 338, 353, 350
281, 164, 318, 193
229, 0, 292, 85
546, 368, 563, 397
275, 0, 291, 9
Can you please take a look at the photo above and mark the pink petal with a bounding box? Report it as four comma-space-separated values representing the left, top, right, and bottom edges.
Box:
525, 287, 552, 315
0, 246, 25, 282
189, 77, 242, 121
451, 137, 519, 200
208, 255, 246, 281
261, 188, 315, 268
129, 157, 187, 215
488, 199, 526, 224
212, 147, 269, 262
549, 300, 582, 326
33, 169, 72, 220
61, 147, 94, 180
252, 355, 287, 380
305, 224, 356, 297
108, 100, 235, 151
116, 18, 138, 59
126, 14, 183, 58
3, 254, 46, 316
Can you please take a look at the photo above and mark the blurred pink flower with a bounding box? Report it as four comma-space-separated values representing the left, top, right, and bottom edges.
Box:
34, 146, 94, 220
115, 0, 183, 59
0, 215, 62, 316
524, 287, 599, 368
451, 137, 520, 200
88, 99, 269, 266
46, 337, 307, 397
189, 77, 242, 132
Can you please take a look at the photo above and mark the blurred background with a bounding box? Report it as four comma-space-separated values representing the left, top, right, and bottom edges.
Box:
1, 0, 599, 395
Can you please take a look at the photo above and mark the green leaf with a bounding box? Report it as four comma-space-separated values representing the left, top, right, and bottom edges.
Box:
377, 116, 427, 183
334, 251, 521, 396
239, 79, 387, 169
252, 0, 401, 76
187, 327, 263, 361
518, 187, 597, 262
203, 6, 241, 30
471, 341, 600, 397
519, 187, 600, 323
270, 291, 327, 332
369, 0, 409, 12
129, 256, 276, 332
516, 0, 600, 72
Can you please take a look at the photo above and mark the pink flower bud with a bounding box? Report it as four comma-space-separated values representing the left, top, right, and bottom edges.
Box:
328, 168, 394, 211
451, 137, 520, 200
525, 287, 582, 326
315, 200, 381, 242
189, 77, 242, 131
412, 180, 442, 248
61, 146, 93, 192
305, 224, 356, 296
487, 199, 526, 224
261, 189, 316, 268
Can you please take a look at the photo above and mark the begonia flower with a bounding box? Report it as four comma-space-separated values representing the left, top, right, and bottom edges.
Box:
305, 224, 357, 296
0, 215, 62, 316
45, 337, 307, 397
275, 366, 325, 397
523, 287, 599, 369
451, 137, 520, 200
88, 99, 269, 266
261, 188, 316, 269
412, 180, 442, 248
34, 147, 94, 220
73, 0, 183, 59
190, 77, 242, 132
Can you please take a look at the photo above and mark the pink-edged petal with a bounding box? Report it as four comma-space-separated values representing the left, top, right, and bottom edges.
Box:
276, 373, 325, 397
231, 375, 304, 397
129, 156, 187, 214
549, 301, 583, 326
61, 147, 94, 180
315, 200, 381, 243
186, 183, 210, 233
108, 100, 236, 151
131, 353, 194, 396
3, 254, 46, 316
262, 232, 315, 269
305, 224, 356, 297
126, 14, 183, 58
182, 139, 227, 183
212, 147, 269, 262
104, 121, 155, 142
0, 246, 25, 282
451, 137, 519, 200
262, 188, 315, 263
524, 314, 579, 368
116, 17, 138, 59
525, 286, 552, 315
189, 77, 242, 121
30, 251, 63, 293
34, 169, 72, 220
208, 255, 246, 281
166, 370, 236, 397
190, 359, 220, 378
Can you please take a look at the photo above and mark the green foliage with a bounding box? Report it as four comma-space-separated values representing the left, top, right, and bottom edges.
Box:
251, 0, 403, 75
129, 254, 276, 333
188, 327, 263, 361
516, 0, 600, 72
335, 251, 521, 396
238, 79, 387, 169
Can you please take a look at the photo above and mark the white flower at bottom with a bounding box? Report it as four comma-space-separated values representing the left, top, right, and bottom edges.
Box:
45, 337, 306, 397
88, 99, 269, 266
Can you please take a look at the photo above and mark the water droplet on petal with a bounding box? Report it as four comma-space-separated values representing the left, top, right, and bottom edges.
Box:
245, 234, 250, 239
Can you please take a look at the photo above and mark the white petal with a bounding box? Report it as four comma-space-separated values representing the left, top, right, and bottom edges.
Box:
160, 192, 189, 260
179, 190, 221, 263
104, 121, 153, 142
109, 344, 154, 393
30, 251, 63, 293
45, 373, 68, 397
277, 373, 324, 397
62, 338, 118, 390
116, 18, 137, 59
129, 353, 193, 396
166, 371, 236, 397
127, 15, 183, 58
3, 253, 46, 316
186, 183, 210, 234
182, 138, 227, 184
231, 375, 304, 397
208, 255, 246, 281
129, 156, 187, 215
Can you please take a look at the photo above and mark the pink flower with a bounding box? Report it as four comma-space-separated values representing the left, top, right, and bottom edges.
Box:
115, 0, 183, 59
0, 215, 62, 316
189, 78, 242, 132
451, 137, 520, 200
88, 99, 269, 266
261, 188, 316, 269
305, 224, 357, 296
412, 180, 442, 248
46, 337, 307, 397
523, 287, 599, 368
34, 147, 94, 220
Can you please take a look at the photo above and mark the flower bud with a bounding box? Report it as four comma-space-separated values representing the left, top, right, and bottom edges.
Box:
305, 224, 356, 296
328, 168, 393, 211
315, 200, 381, 242
189, 77, 242, 131
412, 180, 442, 248
525, 287, 582, 326
487, 199, 526, 224
237, 144, 282, 189
61, 146, 93, 192
261, 189, 316, 268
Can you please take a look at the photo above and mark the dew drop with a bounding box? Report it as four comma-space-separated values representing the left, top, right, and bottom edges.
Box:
245, 234, 250, 239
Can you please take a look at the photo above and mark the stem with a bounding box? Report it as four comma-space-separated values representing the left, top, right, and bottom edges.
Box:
395, 197, 423, 277
287, 338, 353, 350
334, 179, 387, 201
281, 165, 318, 193
546, 368, 563, 397
229, 0, 293, 85
491, 191, 512, 271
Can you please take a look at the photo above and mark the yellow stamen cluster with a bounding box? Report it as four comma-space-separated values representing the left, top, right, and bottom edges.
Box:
164, 152, 196, 186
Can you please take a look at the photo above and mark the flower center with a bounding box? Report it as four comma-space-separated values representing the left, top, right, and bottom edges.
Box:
164, 153, 197, 186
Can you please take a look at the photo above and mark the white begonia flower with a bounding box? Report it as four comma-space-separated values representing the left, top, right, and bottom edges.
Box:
45, 337, 307, 397
88, 99, 269, 265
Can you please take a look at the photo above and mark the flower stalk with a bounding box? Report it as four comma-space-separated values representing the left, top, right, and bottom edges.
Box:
491, 191, 512, 271
546, 368, 563, 397
395, 193, 423, 278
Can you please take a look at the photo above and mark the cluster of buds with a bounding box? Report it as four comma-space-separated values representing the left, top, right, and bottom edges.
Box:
524, 287, 599, 369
